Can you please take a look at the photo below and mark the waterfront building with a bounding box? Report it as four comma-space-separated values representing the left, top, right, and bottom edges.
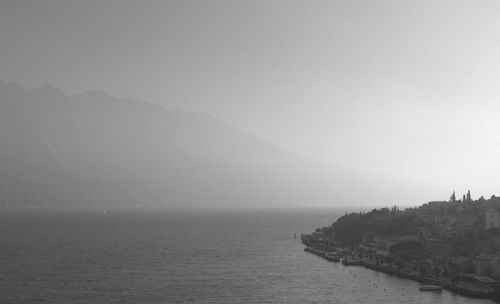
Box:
485, 208, 499, 229
374, 235, 398, 256
491, 253, 500, 275
473, 256, 493, 276
424, 238, 452, 256
359, 231, 379, 249
450, 256, 474, 274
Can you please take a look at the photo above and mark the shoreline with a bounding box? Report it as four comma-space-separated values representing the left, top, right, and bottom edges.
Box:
302, 244, 493, 300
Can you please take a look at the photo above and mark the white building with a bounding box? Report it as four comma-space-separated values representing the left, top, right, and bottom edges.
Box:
485, 208, 499, 229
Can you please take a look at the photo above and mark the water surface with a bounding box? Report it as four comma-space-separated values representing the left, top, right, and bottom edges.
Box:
0, 208, 495, 303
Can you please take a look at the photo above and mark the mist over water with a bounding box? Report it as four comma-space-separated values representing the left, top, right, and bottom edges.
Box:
1, 1, 500, 303
0, 208, 494, 303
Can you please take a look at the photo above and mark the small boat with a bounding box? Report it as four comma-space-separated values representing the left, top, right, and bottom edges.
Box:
342, 257, 362, 266
304, 247, 325, 258
324, 252, 340, 262
419, 284, 442, 291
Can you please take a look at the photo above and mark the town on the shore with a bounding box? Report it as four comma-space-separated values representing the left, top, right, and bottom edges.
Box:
302, 191, 500, 300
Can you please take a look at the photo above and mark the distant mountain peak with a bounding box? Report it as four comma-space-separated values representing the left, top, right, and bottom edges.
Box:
36, 84, 68, 99
40, 83, 59, 91
71, 90, 167, 115
84, 90, 111, 97
75, 90, 126, 103
1, 80, 23, 91
71, 90, 119, 107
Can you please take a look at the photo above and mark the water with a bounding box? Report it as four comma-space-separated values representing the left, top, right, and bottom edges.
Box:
0, 208, 495, 303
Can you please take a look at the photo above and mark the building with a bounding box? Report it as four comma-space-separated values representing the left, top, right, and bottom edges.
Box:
424, 238, 452, 256
486, 208, 499, 229
360, 231, 378, 248
473, 256, 494, 276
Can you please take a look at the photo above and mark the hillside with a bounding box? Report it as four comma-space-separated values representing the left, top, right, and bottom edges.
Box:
315, 194, 500, 248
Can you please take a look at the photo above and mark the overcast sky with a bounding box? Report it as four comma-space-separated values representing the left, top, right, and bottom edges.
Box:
1, 0, 500, 203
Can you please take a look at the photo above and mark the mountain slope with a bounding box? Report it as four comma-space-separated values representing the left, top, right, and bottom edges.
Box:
0, 79, 349, 207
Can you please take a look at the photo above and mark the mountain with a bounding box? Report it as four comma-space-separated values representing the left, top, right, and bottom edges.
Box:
0, 79, 351, 207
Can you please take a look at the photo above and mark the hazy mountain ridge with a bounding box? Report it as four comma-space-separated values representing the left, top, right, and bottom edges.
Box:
0, 79, 349, 207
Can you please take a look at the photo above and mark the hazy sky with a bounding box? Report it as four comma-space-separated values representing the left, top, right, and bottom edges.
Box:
1, 0, 500, 202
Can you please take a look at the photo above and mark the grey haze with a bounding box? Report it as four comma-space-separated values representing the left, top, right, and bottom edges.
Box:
1, 1, 499, 206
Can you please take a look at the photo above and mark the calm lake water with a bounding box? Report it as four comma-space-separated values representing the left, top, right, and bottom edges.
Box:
0, 208, 496, 303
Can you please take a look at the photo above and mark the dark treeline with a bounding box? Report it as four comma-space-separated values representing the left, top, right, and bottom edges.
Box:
330, 207, 420, 246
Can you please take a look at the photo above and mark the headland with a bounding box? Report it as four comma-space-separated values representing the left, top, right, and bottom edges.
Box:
302, 192, 500, 301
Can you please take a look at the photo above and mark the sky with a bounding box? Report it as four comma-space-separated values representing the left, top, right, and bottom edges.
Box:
1, 0, 500, 204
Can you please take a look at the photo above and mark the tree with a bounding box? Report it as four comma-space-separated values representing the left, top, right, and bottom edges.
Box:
391, 205, 399, 214
466, 190, 472, 202
389, 241, 422, 258
450, 191, 456, 202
